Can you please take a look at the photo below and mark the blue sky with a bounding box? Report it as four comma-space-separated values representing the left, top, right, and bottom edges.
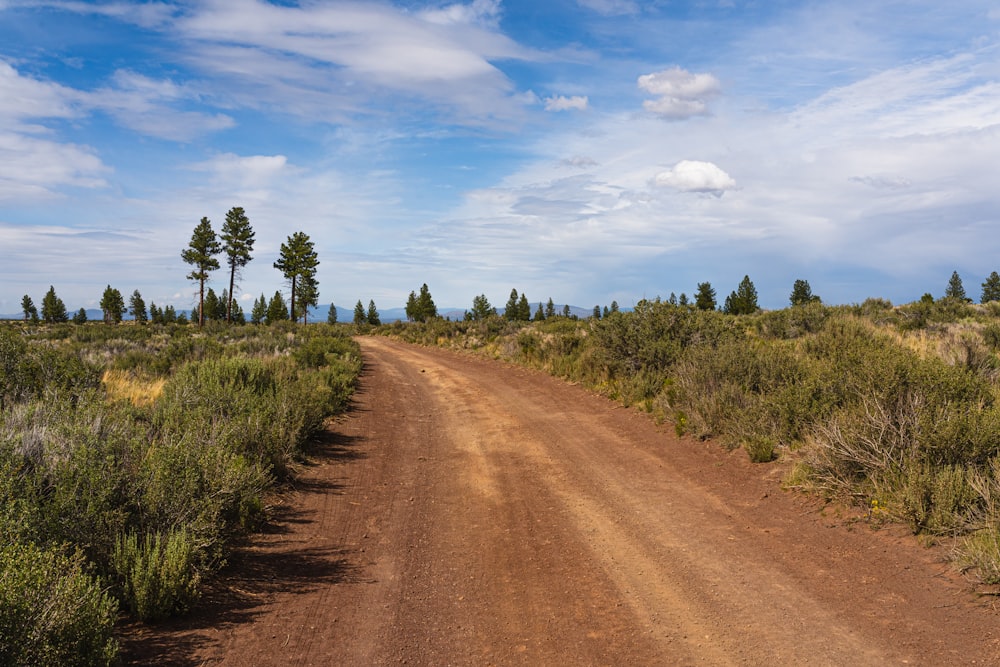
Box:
2, 0, 999, 314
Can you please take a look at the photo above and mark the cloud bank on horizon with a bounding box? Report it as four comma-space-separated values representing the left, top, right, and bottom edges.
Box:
1, 0, 999, 313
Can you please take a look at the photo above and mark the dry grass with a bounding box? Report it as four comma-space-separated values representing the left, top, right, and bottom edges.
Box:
102, 369, 165, 407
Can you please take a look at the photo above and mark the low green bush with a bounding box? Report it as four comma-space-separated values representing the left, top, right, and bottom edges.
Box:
0, 541, 118, 666
111, 527, 200, 621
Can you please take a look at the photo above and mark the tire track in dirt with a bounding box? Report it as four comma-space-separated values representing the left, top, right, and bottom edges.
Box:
124, 336, 1000, 666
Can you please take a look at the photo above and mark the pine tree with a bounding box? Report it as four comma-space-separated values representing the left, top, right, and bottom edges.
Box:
129, 289, 148, 323
220, 206, 255, 322
163, 305, 177, 323
945, 270, 967, 301
72, 308, 87, 324
723, 275, 759, 315
789, 279, 819, 306
545, 298, 556, 319
668, 293, 677, 306
20, 295, 35, 322
296, 274, 319, 323
610, 301, 619, 314
181, 217, 221, 327
327, 302, 338, 324
694, 282, 716, 311
679, 293, 689, 306
274, 231, 319, 324
592, 305, 601, 319
353, 300, 366, 325
535, 303, 546, 321
517, 293, 531, 321
469, 294, 494, 321
562, 304, 571, 318
367, 300, 381, 326
251, 294, 267, 325
149, 303, 162, 324
405, 291, 418, 322
40, 286, 68, 323
504, 289, 520, 321
416, 284, 437, 321
266, 291, 289, 324
982, 272, 1000, 303
100, 285, 126, 324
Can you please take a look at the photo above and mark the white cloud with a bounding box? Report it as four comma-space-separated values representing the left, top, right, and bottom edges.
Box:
544, 95, 589, 111
576, 0, 639, 16
638, 67, 721, 119
654, 160, 737, 196
420, 0, 502, 26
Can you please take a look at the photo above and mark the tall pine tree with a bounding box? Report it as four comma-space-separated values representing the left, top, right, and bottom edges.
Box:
220, 206, 255, 323
181, 217, 221, 327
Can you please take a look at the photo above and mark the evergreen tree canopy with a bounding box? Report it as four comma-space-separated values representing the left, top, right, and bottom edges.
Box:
517, 293, 531, 321
694, 282, 716, 311
545, 298, 556, 319
266, 291, 289, 324
353, 300, 366, 325
469, 294, 495, 321
562, 304, 571, 318
982, 271, 1000, 304
20, 295, 37, 323
41, 286, 68, 323
129, 289, 147, 323
251, 294, 267, 325
367, 300, 381, 326
536, 303, 546, 321
72, 307, 87, 324
220, 206, 255, 322
296, 274, 319, 323
274, 231, 319, 323
504, 289, 521, 321
789, 279, 820, 306
100, 285, 126, 324
945, 270, 968, 301
416, 283, 437, 321
723, 275, 759, 315
327, 302, 338, 324
181, 216, 221, 327
592, 305, 601, 319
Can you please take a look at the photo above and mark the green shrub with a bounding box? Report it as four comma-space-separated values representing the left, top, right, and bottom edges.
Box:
744, 436, 777, 463
0, 541, 119, 666
111, 527, 200, 621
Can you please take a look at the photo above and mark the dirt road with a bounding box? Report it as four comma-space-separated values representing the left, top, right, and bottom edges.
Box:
125, 336, 999, 665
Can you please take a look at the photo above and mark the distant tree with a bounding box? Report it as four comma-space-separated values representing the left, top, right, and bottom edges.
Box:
274, 231, 319, 324
366, 299, 381, 326
504, 289, 520, 321
678, 293, 689, 307
469, 294, 495, 321
195, 287, 222, 323
72, 307, 87, 324
545, 298, 556, 319
181, 216, 221, 327
220, 206, 255, 322
327, 302, 338, 324
416, 284, 437, 321
517, 293, 531, 321
789, 279, 820, 306
668, 292, 678, 306
162, 305, 177, 323
982, 271, 1000, 304
562, 304, 571, 318
129, 289, 148, 323
610, 300, 619, 314
250, 294, 267, 325
40, 286, 68, 323
175, 311, 188, 325
266, 291, 289, 324
945, 270, 968, 301
723, 275, 759, 315
149, 303, 162, 324
353, 300, 366, 325
592, 305, 601, 319
535, 303, 546, 321
231, 302, 246, 324
602, 306, 610, 318
20, 295, 39, 323
100, 285, 126, 324
694, 282, 716, 311
405, 291, 418, 321
296, 274, 319, 323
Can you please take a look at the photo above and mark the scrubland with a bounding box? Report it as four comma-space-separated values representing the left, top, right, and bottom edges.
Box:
0, 322, 360, 666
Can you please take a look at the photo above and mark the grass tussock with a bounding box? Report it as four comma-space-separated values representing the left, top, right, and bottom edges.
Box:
101, 369, 165, 407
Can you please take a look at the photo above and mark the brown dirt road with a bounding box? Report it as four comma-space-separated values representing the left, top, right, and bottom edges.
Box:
125, 336, 1000, 666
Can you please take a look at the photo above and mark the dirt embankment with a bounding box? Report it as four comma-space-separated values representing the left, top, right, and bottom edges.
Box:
124, 337, 999, 666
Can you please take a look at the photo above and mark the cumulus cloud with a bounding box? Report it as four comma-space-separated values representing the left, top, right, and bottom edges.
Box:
544, 95, 589, 111
420, 0, 502, 26
654, 160, 736, 196
638, 67, 720, 119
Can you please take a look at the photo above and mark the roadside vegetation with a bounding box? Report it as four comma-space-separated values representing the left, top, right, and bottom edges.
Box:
0, 321, 360, 665
378, 276, 1000, 588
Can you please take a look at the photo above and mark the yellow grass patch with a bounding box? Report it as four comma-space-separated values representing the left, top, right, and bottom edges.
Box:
102, 369, 166, 407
